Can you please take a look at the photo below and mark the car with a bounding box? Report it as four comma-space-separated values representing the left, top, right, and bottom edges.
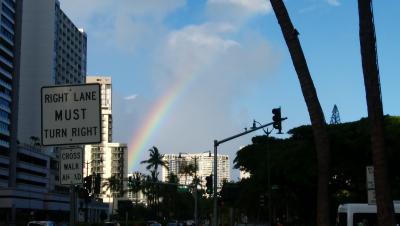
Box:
147, 220, 162, 226
27, 221, 56, 226
167, 220, 178, 226
104, 222, 121, 226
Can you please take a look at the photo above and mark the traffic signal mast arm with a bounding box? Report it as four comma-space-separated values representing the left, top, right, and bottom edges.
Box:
215, 117, 287, 147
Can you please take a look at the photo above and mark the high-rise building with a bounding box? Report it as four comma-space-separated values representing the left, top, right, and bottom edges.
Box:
84, 76, 128, 204
17, 0, 87, 145
86, 76, 112, 143
0, 0, 23, 190
0, 1, 102, 224
85, 143, 128, 199
161, 152, 230, 191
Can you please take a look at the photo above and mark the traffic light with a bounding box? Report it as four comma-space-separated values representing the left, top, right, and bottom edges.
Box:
272, 107, 282, 134
206, 175, 213, 194
94, 173, 101, 194
83, 175, 92, 193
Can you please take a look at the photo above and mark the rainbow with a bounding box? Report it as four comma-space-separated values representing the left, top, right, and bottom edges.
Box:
127, 69, 196, 171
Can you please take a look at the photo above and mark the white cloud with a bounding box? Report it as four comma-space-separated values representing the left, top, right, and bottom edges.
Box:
124, 94, 138, 101
59, 0, 110, 27
327, 0, 340, 6
206, 0, 271, 24
60, 0, 186, 52
208, 0, 271, 14
60, 0, 281, 175
139, 22, 280, 161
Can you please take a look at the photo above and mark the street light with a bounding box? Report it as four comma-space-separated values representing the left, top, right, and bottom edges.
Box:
213, 113, 287, 226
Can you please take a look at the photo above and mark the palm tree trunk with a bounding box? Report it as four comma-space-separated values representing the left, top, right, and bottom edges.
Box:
357, 1, 395, 225
269, 1, 331, 226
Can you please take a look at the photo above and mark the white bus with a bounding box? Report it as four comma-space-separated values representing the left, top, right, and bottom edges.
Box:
337, 203, 400, 226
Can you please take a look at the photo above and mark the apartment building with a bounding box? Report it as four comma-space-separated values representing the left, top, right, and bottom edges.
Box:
84, 76, 128, 204
162, 152, 230, 191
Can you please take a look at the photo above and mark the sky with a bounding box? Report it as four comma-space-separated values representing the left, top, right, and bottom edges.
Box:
59, 0, 400, 180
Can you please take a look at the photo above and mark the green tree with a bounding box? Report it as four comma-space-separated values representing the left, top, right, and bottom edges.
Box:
126, 172, 144, 205
269, 1, 331, 225
234, 116, 400, 224
102, 175, 123, 217
357, 1, 395, 225
140, 146, 169, 173
179, 160, 197, 185
140, 146, 169, 218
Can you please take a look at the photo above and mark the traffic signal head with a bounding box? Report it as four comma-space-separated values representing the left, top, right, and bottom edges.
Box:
83, 175, 92, 194
206, 175, 213, 194
272, 107, 282, 134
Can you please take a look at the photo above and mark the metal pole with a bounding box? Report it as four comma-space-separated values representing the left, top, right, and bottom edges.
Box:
70, 185, 76, 226
126, 211, 128, 226
267, 134, 272, 226
213, 140, 218, 226
86, 161, 89, 177
194, 157, 198, 226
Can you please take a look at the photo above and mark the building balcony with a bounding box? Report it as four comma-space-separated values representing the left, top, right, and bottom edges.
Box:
0, 66, 12, 79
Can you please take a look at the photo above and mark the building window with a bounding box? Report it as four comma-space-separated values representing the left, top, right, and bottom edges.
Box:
1, 15, 13, 31
1, 26, 13, 42
1, 4, 14, 19
4, 0, 15, 9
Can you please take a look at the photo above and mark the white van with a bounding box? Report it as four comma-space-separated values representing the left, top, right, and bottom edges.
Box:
337, 203, 400, 226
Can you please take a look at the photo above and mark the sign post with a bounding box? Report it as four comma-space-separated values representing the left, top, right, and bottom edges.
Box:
41, 84, 102, 146
60, 147, 84, 185
60, 147, 83, 226
41, 84, 102, 226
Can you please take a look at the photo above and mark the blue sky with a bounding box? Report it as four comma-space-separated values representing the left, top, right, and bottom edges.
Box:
60, 0, 400, 179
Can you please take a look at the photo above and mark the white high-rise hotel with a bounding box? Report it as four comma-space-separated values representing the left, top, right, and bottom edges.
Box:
84, 76, 128, 203
161, 152, 230, 191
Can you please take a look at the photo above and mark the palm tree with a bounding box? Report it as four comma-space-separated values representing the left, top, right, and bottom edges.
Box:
141, 174, 155, 206
269, 1, 331, 226
102, 175, 123, 217
167, 172, 179, 184
126, 172, 144, 205
179, 160, 197, 185
357, 1, 395, 225
141, 146, 169, 218
164, 173, 180, 218
140, 146, 169, 174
